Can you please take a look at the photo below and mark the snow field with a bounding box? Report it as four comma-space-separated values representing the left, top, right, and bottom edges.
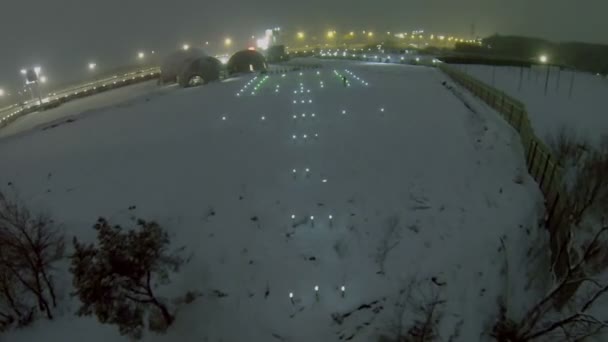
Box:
454, 64, 608, 147
0, 60, 544, 341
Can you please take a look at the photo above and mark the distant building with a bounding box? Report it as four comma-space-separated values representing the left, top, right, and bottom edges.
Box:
227, 50, 267, 75
161, 48, 221, 87
266, 45, 288, 63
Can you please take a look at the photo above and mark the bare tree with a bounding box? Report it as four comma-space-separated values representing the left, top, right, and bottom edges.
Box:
493, 226, 608, 341
0, 192, 64, 321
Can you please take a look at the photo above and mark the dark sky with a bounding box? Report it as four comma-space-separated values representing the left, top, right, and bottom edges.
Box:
1, 0, 606, 93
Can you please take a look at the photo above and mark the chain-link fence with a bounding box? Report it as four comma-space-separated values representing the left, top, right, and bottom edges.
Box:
439, 63, 573, 286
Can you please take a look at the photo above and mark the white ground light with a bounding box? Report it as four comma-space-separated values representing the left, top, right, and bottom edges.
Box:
0, 59, 543, 341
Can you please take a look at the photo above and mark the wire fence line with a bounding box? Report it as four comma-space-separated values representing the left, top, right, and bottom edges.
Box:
439, 63, 575, 296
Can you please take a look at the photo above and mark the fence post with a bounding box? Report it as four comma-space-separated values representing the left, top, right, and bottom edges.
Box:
517, 109, 525, 132
539, 154, 551, 192
528, 140, 538, 174
545, 163, 558, 197
546, 193, 560, 227
526, 137, 535, 164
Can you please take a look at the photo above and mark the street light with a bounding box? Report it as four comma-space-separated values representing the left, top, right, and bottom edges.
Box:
0, 89, 5, 97
88, 62, 97, 71
327, 30, 335, 38
225, 38, 232, 46
183, 44, 190, 51
39, 76, 47, 84
368, 31, 374, 37
138, 52, 145, 59
297, 32, 305, 39
539, 55, 548, 63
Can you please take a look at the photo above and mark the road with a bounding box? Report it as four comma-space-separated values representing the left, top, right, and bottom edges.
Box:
0, 67, 160, 129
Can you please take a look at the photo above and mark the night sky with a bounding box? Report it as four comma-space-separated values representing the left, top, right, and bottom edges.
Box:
1, 0, 606, 91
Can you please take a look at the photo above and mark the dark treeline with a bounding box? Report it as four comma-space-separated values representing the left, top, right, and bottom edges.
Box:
454, 35, 608, 74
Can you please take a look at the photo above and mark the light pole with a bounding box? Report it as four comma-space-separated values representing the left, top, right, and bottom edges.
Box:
20, 67, 44, 105
88, 62, 97, 83
539, 55, 550, 95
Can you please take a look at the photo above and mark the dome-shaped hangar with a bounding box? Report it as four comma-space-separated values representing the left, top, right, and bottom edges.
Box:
227, 50, 267, 75
178, 56, 222, 87
161, 48, 221, 87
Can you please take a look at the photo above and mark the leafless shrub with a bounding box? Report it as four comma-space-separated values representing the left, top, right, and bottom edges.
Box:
547, 128, 608, 225
546, 126, 587, 167
382, 278, 446, 342
0, 191, 64, 322
492, 226, 608, 341
376, 216, 401, 275
566, 145, 608, 225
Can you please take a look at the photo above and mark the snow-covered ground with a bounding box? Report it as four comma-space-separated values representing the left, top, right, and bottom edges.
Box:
454, 64, 608, 147
0, 60, 544, 341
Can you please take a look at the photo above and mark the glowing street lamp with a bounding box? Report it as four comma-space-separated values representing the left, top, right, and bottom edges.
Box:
327, 30, 335, 39
88, 62, 97, 71
225, 38, 232, 46
182, 44, 190, 51
138, 52, 145, 60
0, 89, 5, 97
39, 76, 47, 84
539, 55, 548, 63
368, 31, 374, 37
297, 32, 305, 39
349, 31, 355, 36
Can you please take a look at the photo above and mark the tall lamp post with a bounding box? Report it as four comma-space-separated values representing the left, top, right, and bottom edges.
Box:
20, 67, 45, 105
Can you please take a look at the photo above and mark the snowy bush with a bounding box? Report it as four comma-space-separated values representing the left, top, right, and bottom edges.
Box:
0, 191, 64, 326
70, 218, 182, 338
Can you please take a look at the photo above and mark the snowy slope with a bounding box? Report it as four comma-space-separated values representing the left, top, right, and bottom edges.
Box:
0, 61, 543, 341
0, 80, 163, 140
454, 64, 608, 147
